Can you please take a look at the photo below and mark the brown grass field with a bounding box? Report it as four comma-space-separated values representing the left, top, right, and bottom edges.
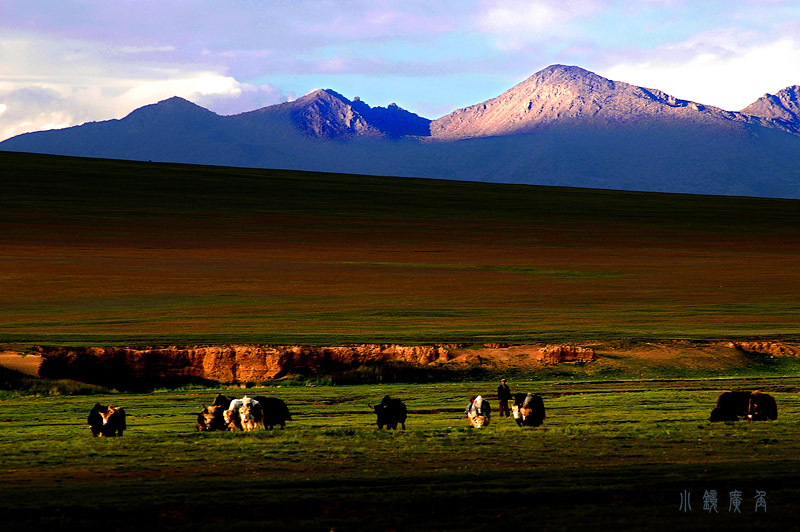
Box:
2, 151, 800, 532
1, 151, 799, 346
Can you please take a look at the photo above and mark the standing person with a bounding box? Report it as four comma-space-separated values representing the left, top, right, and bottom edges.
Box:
497, 378, 512, 417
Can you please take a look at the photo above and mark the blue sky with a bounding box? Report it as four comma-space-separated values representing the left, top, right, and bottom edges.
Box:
2, 0, 800, 141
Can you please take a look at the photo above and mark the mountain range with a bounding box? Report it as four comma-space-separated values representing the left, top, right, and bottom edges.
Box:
3, 64, 800, 198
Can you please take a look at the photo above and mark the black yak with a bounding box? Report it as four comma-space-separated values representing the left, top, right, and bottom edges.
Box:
512, 393, 546, 427
747, 391, 778, 421
710, 390, 752, 421
98, 405, 126, 437
88, 403, 126, 437
253, 396, 292, 429
709, 390, 778, 422
373, 395, 407, 430
197, 404, 225, 431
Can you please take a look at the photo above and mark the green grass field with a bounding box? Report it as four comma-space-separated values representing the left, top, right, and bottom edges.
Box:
2, 151, 800, 531
1, 380, 799, 531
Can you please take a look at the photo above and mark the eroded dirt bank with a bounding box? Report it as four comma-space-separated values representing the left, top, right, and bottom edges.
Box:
2, 340, 798, 390
16, 343, 594, 389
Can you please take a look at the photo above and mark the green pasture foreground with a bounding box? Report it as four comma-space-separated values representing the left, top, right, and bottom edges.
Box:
2, 151, 800, 344
2, 379, 800, 531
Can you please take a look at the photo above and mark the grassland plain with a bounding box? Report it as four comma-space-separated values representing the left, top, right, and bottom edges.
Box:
1, 380, 800, 531
2, 151, 800, 531
1, 151, 799, 345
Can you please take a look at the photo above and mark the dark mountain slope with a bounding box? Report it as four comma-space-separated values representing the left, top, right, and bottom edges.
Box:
0, 96, 233, 164
2, 65, 800, 198
230, 89, 430, 139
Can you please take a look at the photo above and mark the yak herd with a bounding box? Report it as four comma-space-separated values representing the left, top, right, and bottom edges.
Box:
87, 388, 778, 437
709, 390, 778, 422
197, 393, 293, 432
464, 392, 546, 428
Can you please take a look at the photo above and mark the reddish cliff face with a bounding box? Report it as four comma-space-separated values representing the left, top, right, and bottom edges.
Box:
34, 344, 460, 389
32, 343, 595, 389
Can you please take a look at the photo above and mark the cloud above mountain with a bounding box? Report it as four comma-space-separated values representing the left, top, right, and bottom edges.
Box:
604, 31, 800, 111
0, 31, 291, 140
2, 0, 800, 141
476, 0, 602, 49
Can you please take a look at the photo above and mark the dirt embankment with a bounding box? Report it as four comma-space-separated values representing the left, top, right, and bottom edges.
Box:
9, 343, 595, 389
728, 341, 800, 357
0, 351, 43, 376
8, 340, 799, 390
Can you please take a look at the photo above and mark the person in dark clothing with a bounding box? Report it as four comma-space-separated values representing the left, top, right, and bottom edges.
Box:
497, 378, 512, 417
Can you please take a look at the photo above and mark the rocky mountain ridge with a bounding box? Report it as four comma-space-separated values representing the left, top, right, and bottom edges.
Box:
214, 64, 800, 141
741, 85, 800, 134
225, 88, 431, 139
24, 64, 795, 144
429, 65, 776, 139
3, 64, 800, 199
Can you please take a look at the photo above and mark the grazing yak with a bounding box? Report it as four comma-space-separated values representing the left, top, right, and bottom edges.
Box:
511, 393, 546, 427
204, 394, 292, 431
213, 393, 232, 407
88, 403, 106, 437
466, 395, 491, 428
373, 395, 407, 430
100, 406, 127, 437
88, 403, 126, 437
747, 391, 778, 421
223, 408, 243, 431
711, 390, 752, 421
710, 390, 778, 421
709, 406, 740, 422
238, 396, 264, 431
254, 396, 293, 429
197, 404, 226, 432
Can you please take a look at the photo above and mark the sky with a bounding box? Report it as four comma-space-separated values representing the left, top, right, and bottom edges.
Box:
2, 0, 800, 142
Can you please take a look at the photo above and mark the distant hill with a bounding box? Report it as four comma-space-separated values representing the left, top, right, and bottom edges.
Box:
429, 64, 773, 139
741, 85, 800, 134
231, 88, 431, 139
3, 64, 800, 199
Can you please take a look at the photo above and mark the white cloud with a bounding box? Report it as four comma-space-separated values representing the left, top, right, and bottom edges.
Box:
603, 34, 800, 110
0, 73, 289, 141
118, 74, 243, 105
0, 34, 288, 141
4, 1, 800, 142
195, 82, 288, 115
118, 45, 177, 54
0, 91, 75, 141
476, 0, 601, 49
